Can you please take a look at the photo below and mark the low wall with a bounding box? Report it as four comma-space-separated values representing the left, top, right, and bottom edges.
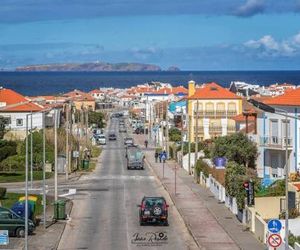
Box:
254, 214, 267, 244
255, 196, 284, 219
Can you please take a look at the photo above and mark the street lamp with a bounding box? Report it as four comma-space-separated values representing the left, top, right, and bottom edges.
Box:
249, 99, 294, 250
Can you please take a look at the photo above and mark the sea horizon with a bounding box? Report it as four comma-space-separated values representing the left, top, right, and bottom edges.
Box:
1, 70, 300, 96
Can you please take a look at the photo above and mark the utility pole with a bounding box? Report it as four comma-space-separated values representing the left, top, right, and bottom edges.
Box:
166, 102, 169, 159
30, 111, 33, 189
42, 112, 46, 229
65, 104, 69, 181
85, 108, 88, 147
284, 113, 289, 250
25, 115, 29, 250
181, 106, 184, 168
195, 100, 199, 170
188, 114, 191, 175
54, 109, 58, 201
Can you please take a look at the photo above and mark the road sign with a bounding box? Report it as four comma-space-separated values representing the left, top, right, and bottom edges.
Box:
0, 230, 9, 245
268, 219, 282, 233
161, 154, 166, 161
268, 234, 282, 248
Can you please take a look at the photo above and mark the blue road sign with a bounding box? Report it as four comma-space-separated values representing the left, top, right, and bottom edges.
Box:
268, 219, 282, 233
0, 230, 9, 245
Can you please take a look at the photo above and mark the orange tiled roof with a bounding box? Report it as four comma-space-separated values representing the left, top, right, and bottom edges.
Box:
0, 88, 43, 112
188, 82, 241, 100
232, 113, 255, 122
64, 89, 95, 101
263, 87, 300, 106
89, 89, 104, 94
152, 86, 187, 95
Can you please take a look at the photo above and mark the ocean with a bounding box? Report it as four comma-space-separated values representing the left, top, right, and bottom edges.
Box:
0, 71, 300, 96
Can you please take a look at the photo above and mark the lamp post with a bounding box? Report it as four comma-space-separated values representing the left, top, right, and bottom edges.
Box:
249, 99, 294, 250
25, 115, 29, 250
30, 111, 33, 189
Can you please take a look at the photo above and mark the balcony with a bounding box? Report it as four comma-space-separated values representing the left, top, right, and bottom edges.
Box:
227, 126, 236, 133
260, 136, 293, 149
194, 126, 204, 133
194, 110, 238, 118
209, 126, 222, 133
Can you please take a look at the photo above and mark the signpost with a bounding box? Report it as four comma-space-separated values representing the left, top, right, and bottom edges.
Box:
268, 219, 282, 234
244, 180, 255, 206
0, 230, 9, 246
267, 219, 283, 249
268, 234, 282, 248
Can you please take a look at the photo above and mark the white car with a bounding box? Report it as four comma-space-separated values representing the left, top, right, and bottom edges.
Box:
97, 134, 106, 145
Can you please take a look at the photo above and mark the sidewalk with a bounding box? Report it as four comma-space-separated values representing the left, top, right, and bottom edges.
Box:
134, 134, 265, 250
0, 198, 73, 250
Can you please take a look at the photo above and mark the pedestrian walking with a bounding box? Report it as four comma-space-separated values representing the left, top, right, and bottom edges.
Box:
155, 152, 159, 163
159, 152, 162, 163
144, 140, 148, 148
162, 150, 167, 163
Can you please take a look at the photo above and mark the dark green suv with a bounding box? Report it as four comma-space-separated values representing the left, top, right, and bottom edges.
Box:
0, 207, 35, 237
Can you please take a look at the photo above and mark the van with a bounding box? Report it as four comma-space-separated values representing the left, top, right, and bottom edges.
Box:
0, 207, 35, 237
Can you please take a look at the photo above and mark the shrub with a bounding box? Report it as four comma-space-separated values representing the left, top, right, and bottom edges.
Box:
195, 158, 210, 178
0, 187, 6, 199
0, 140, 17, 162
0, 155, 26, 172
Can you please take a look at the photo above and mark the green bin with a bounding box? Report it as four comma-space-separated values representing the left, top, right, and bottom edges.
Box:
82, 159, 90, 169
54, 200, 66, 220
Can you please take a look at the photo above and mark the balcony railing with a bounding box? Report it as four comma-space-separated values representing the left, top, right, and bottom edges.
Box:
260, 136, 293, 149
193, 110, 237, 118
209, 126, 222, 133
194, 126, 204, 133
227, 126, 236, 133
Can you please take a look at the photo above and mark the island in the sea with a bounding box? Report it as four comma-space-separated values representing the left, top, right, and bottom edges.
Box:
16, 62, 180, 72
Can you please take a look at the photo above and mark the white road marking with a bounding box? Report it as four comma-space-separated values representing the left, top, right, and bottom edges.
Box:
80, 175, 155, 181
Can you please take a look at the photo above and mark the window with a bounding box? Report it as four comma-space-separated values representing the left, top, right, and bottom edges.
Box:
281, 120, 291, 137
16, 119, 23, 126
270, 119, 278, 144
0, 211, 11, 219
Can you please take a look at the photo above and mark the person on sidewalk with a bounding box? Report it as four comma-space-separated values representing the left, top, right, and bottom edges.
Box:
155, 152, 159, 163
144, 140, 148, 148
159, 152, 162, 163
162, 150, 167, 163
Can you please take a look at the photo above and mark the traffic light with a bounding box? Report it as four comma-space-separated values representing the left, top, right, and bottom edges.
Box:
243, 181, 255, 206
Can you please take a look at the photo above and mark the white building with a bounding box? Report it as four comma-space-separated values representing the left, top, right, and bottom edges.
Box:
256, 89, 300, 181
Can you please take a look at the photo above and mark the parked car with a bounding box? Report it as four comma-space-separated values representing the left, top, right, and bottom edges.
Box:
0, 207, 35, 237
96, 134, 106, 145
124, 137, 134, 146
138, 197, 169, 226
108, 133, 117, 141
135, 127, 145, 134
119, 126, 127, 133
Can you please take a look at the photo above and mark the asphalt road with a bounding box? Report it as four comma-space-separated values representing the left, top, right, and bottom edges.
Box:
57, 118, 198, 250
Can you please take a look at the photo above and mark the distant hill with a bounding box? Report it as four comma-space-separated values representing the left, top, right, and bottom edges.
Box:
16, 62, 165, 72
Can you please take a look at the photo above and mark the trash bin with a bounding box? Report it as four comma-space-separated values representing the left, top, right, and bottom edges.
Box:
11, 202, 33, 220
54, 200, 66, 220
82, 159, 90, 169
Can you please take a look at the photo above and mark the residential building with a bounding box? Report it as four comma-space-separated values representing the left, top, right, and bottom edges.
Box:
64, 89, 96, 111
187, 81, 242, 142
256, 88, 300, 180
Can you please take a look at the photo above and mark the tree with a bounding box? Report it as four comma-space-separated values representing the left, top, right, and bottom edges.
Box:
88, 111, 105, 128
211, 133, 258, 168
225, 161, 247, 209
0, 140, 17, 162
0, 116, 6, 139
168, 128, 181, 142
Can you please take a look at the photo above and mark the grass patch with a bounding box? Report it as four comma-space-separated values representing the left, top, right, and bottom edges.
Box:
1, 193, 44, 215
0, 171, 53, 183
256, 180, 285, 197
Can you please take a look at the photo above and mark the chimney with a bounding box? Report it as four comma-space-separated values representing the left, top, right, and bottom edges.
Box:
188, 80, 196, 97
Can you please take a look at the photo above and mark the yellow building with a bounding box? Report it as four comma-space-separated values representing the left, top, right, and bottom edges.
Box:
64, 89, 96, 111
187, 81, 242, 142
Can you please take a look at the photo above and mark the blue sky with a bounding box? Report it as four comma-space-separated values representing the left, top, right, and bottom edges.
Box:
1, 0, 300, 70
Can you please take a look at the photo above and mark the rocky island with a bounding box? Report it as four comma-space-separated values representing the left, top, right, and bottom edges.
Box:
16, 62, 168, 72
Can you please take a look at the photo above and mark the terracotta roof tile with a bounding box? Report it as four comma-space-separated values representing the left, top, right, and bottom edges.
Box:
0, 88, 43, 112
263, 87, 300, 106
188, 82, 241, 100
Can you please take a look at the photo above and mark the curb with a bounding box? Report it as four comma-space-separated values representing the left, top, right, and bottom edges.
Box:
144, 156, 202, 249
53, 199, 74, 250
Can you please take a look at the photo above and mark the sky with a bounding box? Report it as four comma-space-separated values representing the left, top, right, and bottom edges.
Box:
1, 0, 300, 70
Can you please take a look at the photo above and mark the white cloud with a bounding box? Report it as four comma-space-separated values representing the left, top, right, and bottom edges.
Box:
235, 0, 265, 17
244, 34, 297, 57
